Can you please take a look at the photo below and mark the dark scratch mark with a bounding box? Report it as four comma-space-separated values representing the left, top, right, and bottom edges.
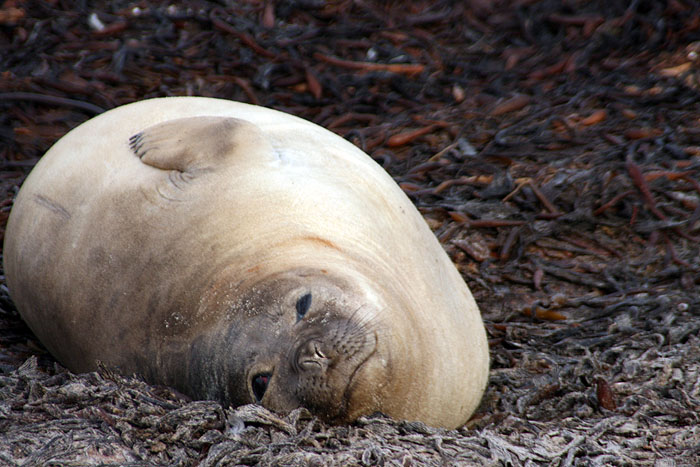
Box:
34, 195, 71, 220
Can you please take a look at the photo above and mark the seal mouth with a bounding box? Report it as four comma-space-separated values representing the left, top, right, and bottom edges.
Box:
342, 330, 379, 402
318, 330, 379, 424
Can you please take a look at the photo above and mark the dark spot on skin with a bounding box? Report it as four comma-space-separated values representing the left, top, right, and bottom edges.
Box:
296, 293, 312, 321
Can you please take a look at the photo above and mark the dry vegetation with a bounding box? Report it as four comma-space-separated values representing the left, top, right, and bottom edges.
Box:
1, 1, 699, 465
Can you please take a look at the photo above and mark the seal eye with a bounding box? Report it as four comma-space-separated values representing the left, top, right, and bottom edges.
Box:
296, 293, 312, 321
252, 372, 271, 402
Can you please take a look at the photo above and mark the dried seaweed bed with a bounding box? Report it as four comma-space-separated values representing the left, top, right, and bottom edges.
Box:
1, 1, 699, 465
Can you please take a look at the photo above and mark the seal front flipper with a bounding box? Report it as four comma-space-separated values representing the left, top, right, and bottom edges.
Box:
129, 116, 276, 174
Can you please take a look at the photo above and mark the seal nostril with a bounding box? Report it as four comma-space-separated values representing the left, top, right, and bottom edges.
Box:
313, 343, 326, 360
296, 293, 312, 321
252, 372, 271, 402
295, 341, 330, 371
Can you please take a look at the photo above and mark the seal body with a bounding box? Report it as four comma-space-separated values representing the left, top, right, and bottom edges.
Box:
3, 97, 489, 428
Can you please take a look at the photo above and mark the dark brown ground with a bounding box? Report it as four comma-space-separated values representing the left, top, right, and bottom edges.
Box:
1, 1, 699, 465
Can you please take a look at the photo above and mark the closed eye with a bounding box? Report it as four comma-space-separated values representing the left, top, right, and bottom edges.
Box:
296, 293, 312, 321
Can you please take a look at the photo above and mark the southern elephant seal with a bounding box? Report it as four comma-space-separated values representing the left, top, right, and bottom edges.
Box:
3, 97, 489, 429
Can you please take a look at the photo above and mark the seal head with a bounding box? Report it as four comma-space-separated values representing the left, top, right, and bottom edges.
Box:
183, 268, 384, 424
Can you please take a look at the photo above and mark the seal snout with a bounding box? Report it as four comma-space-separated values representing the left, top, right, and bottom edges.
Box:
295, 339, 330, 372
271, 313, 379, 422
